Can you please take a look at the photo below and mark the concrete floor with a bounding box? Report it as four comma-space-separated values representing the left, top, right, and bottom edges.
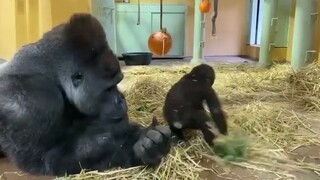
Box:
119, 56, 257, 68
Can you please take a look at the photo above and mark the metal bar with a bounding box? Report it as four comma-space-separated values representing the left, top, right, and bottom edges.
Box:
291, 0, 317, 70
258, 0, 278, 68
190, 0, 204, 65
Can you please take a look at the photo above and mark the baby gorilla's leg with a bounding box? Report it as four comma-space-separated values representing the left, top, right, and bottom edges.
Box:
169, 125, 185, 145
191, 110, 218, 145
169, 110, 197, 145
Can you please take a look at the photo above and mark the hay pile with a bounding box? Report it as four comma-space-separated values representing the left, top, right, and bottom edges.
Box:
227, 101, 319, 149
123, 77, 169, 126
288, 63, 320, 111
56, 63, 320, 180
120, 65, 193, 125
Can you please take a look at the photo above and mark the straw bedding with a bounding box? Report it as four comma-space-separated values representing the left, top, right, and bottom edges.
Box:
55, 62, 320, 180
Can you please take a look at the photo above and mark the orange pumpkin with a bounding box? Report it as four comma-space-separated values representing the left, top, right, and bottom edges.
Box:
148, 28, 172, 56
199, 0, 211, 13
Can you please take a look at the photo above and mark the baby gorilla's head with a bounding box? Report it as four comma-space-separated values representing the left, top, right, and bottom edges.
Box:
187, 64, 215, 85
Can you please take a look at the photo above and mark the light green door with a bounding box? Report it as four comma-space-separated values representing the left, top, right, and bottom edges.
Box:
116, 11, 151, 55
90, 0, 117, 53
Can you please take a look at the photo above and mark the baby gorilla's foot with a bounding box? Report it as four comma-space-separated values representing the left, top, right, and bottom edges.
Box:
171, 134, 187, 146
133, 125, 171, 166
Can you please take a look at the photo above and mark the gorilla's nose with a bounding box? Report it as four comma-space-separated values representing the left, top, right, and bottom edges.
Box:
114, 94, 126, 109
114, 95, 120, 104
109, 94, 127, 121
114, 94, 123, 104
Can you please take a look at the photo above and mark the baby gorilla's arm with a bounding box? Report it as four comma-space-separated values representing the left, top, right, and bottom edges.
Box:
205, 88, 228, 135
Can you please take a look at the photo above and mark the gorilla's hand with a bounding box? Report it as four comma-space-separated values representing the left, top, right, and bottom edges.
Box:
133, 124, 171, 166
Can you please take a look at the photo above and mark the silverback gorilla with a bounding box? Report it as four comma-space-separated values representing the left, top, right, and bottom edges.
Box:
163, 64, 227, 145
0, 13, 171, 176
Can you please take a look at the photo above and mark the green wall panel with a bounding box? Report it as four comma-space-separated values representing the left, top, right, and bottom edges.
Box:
116, 11, 151, 54
115, 4, 187, 56
91, 0, 117, 52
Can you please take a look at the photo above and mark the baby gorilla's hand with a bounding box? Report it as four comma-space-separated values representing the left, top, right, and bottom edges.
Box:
133, 123, 171, 166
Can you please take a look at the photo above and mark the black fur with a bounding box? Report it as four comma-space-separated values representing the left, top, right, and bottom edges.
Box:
163, 64, 227, 145
0, 150, 4, 158
0, 13, 171, 176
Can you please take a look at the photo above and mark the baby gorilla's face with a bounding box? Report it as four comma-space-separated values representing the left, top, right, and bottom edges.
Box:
189, 64, 215, 85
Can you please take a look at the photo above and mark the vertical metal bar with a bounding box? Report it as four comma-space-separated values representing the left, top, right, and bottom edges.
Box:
291, 0, 317, 70
190, 0, 204, 65
258, 0, 277, 68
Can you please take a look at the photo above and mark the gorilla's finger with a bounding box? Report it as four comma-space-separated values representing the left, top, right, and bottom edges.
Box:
159, 141, 171, 156
154, 125, 171, 138
146, 129, 163, 144
141, 137, 153, 149
133, 141, 146, 158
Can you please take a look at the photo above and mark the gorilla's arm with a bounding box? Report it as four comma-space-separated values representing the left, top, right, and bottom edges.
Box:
47, 120, 171, 175
0, 75, 170, 176
205, 88, 228, 135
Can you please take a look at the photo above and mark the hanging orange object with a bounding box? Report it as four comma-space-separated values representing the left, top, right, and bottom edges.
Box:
199, 0, 211, 13
148, 28, 172, 56
147, 0, 172, 56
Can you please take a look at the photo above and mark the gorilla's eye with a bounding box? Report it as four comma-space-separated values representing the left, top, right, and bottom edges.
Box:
71, 72, 83, 87
72, 72, 83, 80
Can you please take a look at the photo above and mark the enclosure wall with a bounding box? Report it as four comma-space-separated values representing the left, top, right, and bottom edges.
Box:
0, 0, 90, 60
246, 0, 320, 63
0, 0, 249, 59
1, 0, 320, 61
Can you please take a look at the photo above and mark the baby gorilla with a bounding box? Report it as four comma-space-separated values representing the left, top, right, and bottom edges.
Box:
163, 64, 227, 145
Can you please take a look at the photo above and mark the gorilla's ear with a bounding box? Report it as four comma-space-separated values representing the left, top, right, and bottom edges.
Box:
64, 13, 108, 59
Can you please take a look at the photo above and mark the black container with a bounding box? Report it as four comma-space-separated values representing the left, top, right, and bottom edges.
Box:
122, 52, 153, 66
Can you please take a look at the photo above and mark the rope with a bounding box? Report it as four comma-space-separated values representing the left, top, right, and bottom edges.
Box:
162, 34, 165, 56
160, 0, 163, 30
137, 0, 140, 25
160, 0, 165, 56
211, 0, 219, 36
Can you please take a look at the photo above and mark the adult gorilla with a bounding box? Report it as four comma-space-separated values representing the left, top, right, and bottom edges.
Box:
0, 13, 171, 176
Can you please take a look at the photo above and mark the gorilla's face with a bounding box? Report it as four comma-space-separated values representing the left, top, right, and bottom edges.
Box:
59, 48, 127, 120
43, 13, 128, 121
